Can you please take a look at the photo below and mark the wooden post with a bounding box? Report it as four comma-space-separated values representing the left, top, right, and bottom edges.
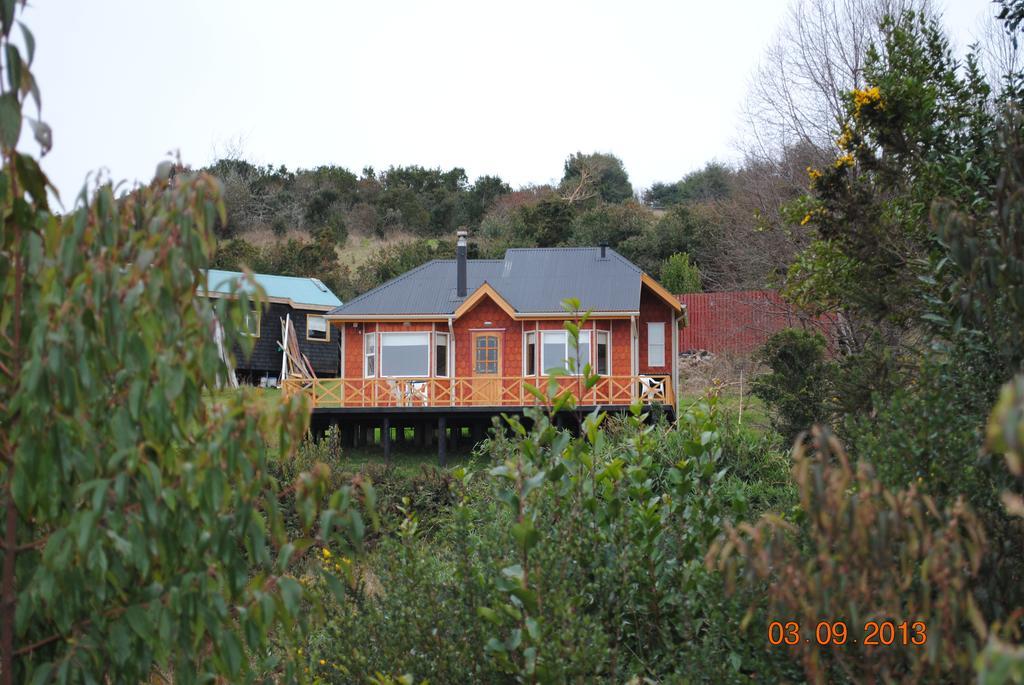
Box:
382, 417, 391, 464
438, 416, 447, 467
472, 420, 483, 445
738, 370, 744, 426
450, 423, 460, 451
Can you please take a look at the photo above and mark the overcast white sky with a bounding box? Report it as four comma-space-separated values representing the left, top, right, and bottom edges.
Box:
26, 0, 989, 205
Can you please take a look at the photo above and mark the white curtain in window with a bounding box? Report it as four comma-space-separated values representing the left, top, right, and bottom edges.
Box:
570, 331, 591, 373
541, 331, 566, 374
541, 330, 590, 374
364, 334, 376, 377
380, 332, 430, 377
647, 322, 665, 367
307, 316, 327, 337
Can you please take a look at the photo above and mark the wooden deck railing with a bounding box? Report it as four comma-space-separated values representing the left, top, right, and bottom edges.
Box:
280, 375, 674, 409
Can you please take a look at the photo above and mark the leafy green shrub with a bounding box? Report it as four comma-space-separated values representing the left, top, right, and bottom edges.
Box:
717, 414, 796, 516
660, 251, 701, 293
975, 374, 1024, 683
307, 361, 799, 682
844, 348, 1005, 512
752, 328, 833, 439
0, 34, 374, 685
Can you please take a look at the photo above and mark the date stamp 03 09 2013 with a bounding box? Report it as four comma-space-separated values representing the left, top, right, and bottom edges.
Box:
768, 620, 927, 647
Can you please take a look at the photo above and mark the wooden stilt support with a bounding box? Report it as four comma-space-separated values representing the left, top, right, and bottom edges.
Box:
438, 416, 447, 467
383, 417, 391, 465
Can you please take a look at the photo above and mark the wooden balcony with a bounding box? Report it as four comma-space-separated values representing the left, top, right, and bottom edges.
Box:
280, 375, 674, 409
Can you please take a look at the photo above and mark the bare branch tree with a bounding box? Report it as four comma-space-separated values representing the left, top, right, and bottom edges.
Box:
560, 166, 597, 205
973, 8, 1022, 87
740, 0, 932, 165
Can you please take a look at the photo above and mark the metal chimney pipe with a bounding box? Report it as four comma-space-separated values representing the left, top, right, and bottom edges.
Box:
456, 230, 468, 297
600, 243, 608, 259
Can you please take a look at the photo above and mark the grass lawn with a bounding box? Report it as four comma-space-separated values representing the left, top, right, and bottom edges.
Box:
678, 389, 771, 433
329, 441, 478, 479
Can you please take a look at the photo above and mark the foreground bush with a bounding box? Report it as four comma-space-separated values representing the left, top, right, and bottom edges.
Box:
709, 427, 987, 683
0, 6, 372, 680
307, 386, 801, 683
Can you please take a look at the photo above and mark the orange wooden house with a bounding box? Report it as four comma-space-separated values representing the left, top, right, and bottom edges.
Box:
285, 233, 684, 459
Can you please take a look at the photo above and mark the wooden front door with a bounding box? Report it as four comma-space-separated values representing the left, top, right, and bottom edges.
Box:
472, 332, 502, 404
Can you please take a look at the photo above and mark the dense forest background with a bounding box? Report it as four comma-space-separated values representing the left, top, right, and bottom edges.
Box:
204, 152, 747, 300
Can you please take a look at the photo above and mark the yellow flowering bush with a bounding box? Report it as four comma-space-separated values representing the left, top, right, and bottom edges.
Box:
836, 125, 854, 151
833, 153, 855, 169
852, 85, 884, 116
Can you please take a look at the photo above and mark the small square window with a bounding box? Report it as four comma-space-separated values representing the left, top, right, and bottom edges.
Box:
306, 315, 329, 341
243, 308, 261, 337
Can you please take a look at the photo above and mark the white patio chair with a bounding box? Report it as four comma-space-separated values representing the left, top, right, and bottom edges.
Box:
637, 375, 666, 402
407, 381, 429, 406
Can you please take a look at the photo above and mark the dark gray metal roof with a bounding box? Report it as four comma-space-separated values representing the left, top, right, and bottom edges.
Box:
329, 247, 643, 316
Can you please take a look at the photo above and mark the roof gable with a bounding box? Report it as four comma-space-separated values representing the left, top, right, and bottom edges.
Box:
453, 282, 517, 320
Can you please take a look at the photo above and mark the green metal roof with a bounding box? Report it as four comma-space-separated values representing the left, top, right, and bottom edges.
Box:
200, 269, 342, 309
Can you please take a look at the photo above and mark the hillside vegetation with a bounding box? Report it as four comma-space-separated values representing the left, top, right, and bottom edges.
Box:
205, 149, 809, 301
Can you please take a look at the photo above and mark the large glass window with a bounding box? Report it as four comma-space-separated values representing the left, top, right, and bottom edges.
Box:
524, 331, 537, 376
541, 330, 590, 375
435, 332, 449, 377
306, 315, 329, 341
596, 330, 610, 375
363, 334, 376, 377
647, 322, 666, 367
380, 332, 430, 377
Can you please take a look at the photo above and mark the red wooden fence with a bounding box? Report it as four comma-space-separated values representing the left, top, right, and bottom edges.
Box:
678, 291, 830, 355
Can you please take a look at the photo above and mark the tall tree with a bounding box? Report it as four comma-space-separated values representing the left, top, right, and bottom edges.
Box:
743, 0, 931, 163
559, 152, 634, 204
0, 5, 370, 681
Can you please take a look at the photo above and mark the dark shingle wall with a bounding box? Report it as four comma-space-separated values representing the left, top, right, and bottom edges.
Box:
292, 308, 339, 376
233, 302, 339, 377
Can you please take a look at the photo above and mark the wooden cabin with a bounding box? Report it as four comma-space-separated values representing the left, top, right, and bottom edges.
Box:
201, 269, 343, 385
282, 235, 684, 429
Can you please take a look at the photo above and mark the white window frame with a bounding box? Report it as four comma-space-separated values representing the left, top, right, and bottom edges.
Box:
435, 332, 450, 378
379, 331, 431, 378
523, 331, 537, 376
364, 333, 376, 377
242, 308, 261, 337
540, 330, 591, 375
647, 322, 666, 367
306, 314, 330, 342
596, 329, 610, 375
